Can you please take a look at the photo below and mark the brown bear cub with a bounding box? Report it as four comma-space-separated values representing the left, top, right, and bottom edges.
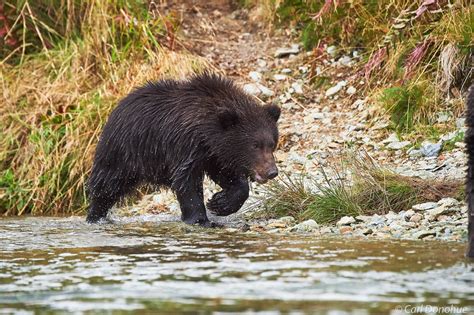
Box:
465, 84, 474, 257
87, 72, 280, 227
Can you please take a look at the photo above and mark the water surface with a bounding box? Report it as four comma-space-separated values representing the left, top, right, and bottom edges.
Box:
0, 216, 473, 314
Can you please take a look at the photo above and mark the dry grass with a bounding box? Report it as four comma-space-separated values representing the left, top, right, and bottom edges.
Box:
0, 1, 210, 215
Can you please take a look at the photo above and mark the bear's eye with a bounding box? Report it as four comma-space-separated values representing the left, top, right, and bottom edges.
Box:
253, 143, 260, 149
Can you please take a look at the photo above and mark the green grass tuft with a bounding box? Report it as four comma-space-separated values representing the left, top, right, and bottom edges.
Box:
255, 152, 462, 224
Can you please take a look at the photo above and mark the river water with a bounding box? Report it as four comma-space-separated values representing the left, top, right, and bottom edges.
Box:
0, 216, 473, 314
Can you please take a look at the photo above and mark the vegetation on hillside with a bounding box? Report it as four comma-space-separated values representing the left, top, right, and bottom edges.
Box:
254, 0, 473, 134
0, 1, 207, 215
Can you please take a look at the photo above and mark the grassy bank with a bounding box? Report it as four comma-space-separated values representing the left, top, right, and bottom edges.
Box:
251, 0, 473, 135
254, 152, 463, 224
0, 1, 207, 215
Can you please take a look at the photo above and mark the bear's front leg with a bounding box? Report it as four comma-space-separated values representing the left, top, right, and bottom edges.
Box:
207, 176, 249, 216
175, 182, 214, 227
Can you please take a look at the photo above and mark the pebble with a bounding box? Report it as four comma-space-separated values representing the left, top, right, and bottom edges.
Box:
337, 216, 356, 226
409, 213, 423, 223
412, 202, 438, 211
273, 74, 287, 81
326, 45, 337, 57
290, 219, 319, 233
346, 86, 357, 95
274, 44, 300, 58
249, 71, 262, 82
386, 141, 411, 150
325, 81, 347, 97
339, 226, 353, 234
243, 83, 261, 95
419, 141, 442, 157
291, 82, 304, 94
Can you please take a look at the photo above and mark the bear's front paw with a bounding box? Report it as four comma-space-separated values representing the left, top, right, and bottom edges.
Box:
207, 191, 236, 216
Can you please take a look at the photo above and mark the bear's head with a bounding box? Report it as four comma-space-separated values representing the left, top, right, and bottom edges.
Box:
216, 103, 281, 184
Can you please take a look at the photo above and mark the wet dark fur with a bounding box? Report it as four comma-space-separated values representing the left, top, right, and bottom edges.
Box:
87, 72, 280, 226
465, 84, 474, 257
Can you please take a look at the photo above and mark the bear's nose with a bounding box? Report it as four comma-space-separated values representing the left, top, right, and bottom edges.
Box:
267, 169, 278, 180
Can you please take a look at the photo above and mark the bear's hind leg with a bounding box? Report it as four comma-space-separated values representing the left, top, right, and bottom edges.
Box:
207, 174, 249, 217
86, 170, 138, 223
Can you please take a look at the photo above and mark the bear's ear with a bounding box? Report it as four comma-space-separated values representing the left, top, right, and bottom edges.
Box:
218, 109, 239, 130
264, 104, 281, 122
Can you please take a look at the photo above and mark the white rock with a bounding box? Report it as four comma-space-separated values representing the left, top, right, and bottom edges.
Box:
437, 198, 459, 208
249, 71, 262, 82
281, 68, 292, 74
386, 141, 411, 150
338, 55, 352, 66
325, 81, 347, 97
274, 44, 300, 58
243, 83, 261, 96
311, 112, 325, 120
291, 82, 304, 94
256, 59, 267, 68
337, 216, 356, 226
290, 219, 318, 233
346, 86, 357, 95
326, 45, 337, 57
273, 74, 287, 81
412, 202, 438, 211
257, 84, 274, 97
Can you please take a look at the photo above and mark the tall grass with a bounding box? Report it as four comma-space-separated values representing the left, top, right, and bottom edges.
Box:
0, 1, 209, 216
255, 152, 462, 224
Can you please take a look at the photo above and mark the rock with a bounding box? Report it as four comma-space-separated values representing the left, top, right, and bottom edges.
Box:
273, 74, 287, 81
290, 219, 318, 233
291, 82, 304, 94
325, 81, 347, 97
257, 84, 274, 97
249, 71, 262, 82
368, 215, 386, 226
277, 216, 296, 226
243, 83, 261, 96
413, 230, 436, 239
346, 86, 357, 95
326, 45, 337, 57
386, 140, 411, 150
355, 215, 372, 222
281, 68, 292, 74
339, 226, 353, 234
311, 112, 325, 120
256, 59, 267, 68
437, 198, 459, 208
410, 213, 423, 223
403, 209, 415, 221
412, 202, 438, 211
298, 66, 308, 73
337, 216, 356, 226
362, 228, 373, 235
338, 55, 352, 66
456, 118, 466, 129
382, 133, 399, 144
419, 141, 442, 157
427, 206, 457, 221
436, 112, 450, 123
274, 44, 300, 58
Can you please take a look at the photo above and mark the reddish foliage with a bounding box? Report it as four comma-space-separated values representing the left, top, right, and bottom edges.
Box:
404, 39, 431, 80
364, 47, 387, 81
312, 0, 342, 21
